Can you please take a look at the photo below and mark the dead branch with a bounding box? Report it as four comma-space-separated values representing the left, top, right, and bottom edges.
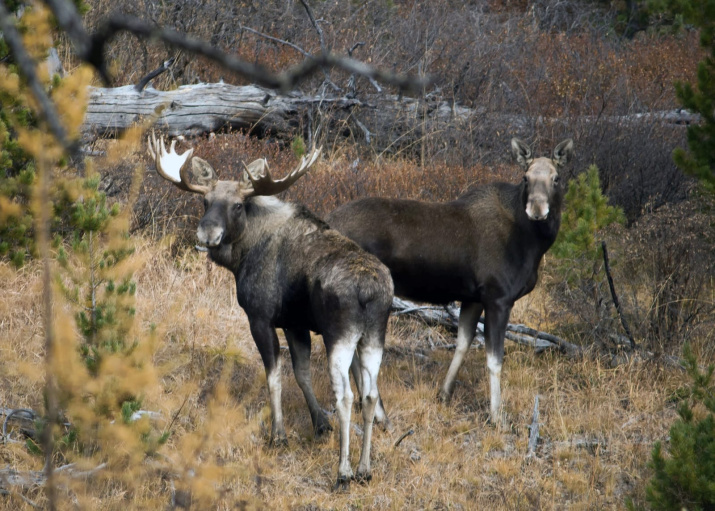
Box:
89, 14, 430, 94
0, 2, 77, 157
554, 437, 606, 453
80, 82, 363, 141
78, 79, 694, 149
391, 297, 583, 356
2, 408, 36, 444
601, 241, 636, 349
135, 58, 175, 92
45, 0, 426, 94
0, 463, 108, 494
394, 429, 415, 448
299, 0, 327, 54
240, 25, 313, 59
526, 395, 540, 458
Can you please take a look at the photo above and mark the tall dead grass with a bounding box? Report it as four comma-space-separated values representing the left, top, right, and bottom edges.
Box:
0, 235, 689, 509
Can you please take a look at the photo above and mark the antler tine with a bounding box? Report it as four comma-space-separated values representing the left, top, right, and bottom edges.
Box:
147, 131, 209, 195
244, 145, 322, 197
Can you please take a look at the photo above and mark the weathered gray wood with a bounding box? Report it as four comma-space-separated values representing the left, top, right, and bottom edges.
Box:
0, 463, 108, 494
80, 82, 698, 145
82, 83, 311, 139
81, 83, 476, 141
526, 395, 540, 458
390, 297, 583, 355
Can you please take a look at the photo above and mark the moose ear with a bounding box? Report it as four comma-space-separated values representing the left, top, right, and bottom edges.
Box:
240, 158, 268, 186
190, 157, 218, 186
553, 138, 574, 167
511, 138, 532, 170
244, 158, 268, 179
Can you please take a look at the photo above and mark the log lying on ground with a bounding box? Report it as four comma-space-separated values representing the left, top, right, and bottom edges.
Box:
82, 83, 466, 145
0, 463, 108, 493
80, 82, 697, 147
390, 297, 583, 356
82, 83, 323, 140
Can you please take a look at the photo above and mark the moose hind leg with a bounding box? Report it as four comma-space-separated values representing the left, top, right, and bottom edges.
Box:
355, 337, 383, 483
327, 332, 360, 488
350, 354, 390, 429
284, 329, 332, 436
439, 302, 483, 403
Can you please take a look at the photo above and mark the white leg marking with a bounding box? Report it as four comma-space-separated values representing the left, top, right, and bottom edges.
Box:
486, 351, 502, 422
267, 356, 284, 439
440, 303, 481, 401
356, 343, 382, 478
329, 335, 359, 480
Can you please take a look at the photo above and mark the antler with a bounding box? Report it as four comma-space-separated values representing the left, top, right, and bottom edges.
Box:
147, 131, 210, 195
243, 145, 322, 197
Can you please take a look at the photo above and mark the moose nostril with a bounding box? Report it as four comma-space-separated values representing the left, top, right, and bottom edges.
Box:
198, 225, 224, 246
526, 203, 549, 221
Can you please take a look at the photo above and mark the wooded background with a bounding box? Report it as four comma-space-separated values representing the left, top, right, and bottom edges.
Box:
72, 0, 701, 224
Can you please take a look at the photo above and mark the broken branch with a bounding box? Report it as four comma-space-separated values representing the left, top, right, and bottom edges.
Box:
391, 297, 583, 356
601, 241, 636, 349
526, 395, 540, 458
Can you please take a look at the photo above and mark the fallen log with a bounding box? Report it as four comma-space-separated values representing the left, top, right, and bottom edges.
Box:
390, 297, 583, 356
82, 83, 326, 140
80, 82, 698, 148
0, 463, 108, 493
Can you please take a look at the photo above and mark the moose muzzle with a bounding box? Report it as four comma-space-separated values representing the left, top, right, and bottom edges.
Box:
197, 220, 224, 247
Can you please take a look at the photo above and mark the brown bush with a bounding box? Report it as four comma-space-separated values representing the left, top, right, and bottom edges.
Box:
76, 0, 701, 228
122, 129, 521, 243
80, 0, 700, 116
618, 193, 715, 355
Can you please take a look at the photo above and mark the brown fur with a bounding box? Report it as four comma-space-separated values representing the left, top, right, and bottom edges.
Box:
148, 137, 394, 486
328, 138, 574, 423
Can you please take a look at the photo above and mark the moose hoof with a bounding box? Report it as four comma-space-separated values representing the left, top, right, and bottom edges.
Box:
314, 419, 333, 437
488, 413, 508, 431
269, 434, 288, 448
354, 471, 372, 484
334, 475, 351, 492
437, 390, 452, 404
376, 416, 393, 432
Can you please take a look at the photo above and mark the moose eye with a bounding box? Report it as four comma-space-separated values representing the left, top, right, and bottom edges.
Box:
553, 176, 560, 185
233, 203, 243, 213
203, 199, 208, 209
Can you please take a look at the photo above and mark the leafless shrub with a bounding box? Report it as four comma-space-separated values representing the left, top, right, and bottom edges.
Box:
618, 195, 715, 355
530, 0, 614, 33
575, 120, 692, 223
544, 192, 715, 356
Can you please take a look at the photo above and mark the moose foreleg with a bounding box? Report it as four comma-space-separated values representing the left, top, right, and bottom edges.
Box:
484, 303, 511, 426
438, 302, 483, 403
284, 329, 332, 436
250, 321, 287, 446
355, 341, 383, 483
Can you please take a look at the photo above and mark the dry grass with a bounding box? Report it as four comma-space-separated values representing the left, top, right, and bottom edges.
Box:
0, 236, 689, 510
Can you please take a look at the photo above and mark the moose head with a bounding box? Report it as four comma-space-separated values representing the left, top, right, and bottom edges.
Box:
511, 137, 574, 221
147, 132, 321, 247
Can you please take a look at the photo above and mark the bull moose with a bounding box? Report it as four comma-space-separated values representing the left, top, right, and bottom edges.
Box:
147, 133, 394, 487
329, 137, 574, 424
